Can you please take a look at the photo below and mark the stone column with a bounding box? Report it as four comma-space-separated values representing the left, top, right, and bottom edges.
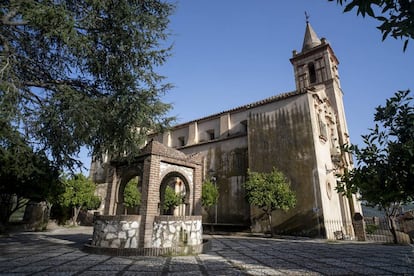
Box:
193, 165, 202, 216
138, 155, 161, 248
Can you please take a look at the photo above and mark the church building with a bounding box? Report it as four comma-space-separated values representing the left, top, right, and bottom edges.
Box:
90, 22, 362, 239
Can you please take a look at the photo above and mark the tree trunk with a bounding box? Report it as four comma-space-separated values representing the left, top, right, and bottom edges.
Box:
0, 194, 14, 225
386, 206, 400, 244
387, 214, 398, 244
72, 206, 81, 226
267, 209, 273, 237
347, 194, 355, 218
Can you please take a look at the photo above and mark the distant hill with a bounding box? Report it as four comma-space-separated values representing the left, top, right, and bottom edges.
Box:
361, 202, 414, 218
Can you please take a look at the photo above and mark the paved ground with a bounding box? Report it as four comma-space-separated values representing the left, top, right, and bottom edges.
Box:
0, 226, 413, 275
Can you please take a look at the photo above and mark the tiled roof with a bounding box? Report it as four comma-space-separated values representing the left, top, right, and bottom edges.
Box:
172, 89, 306, 129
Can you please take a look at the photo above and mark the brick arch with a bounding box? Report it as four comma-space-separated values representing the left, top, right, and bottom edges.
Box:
115, 164, 143, 215
104, 140, 202, 247
159, 171, 191, 215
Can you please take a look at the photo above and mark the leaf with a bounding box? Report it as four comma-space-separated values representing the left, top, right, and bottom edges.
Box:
344, 2, 358, 13
403, 39, 409, 52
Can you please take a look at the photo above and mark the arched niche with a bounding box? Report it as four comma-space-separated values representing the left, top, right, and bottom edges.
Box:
159, 171, 191, 216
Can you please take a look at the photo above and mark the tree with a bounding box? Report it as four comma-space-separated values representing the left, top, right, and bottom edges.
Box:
123, 178, 141, 214
244, 168, 296, 237
58, 174, 100, 225
0, 123, 63, 227
337, 90, 414, 243
162, 185, 184, 215
0, 1, 174, 170
201, 179, 219, 222
329, 0, 414, 51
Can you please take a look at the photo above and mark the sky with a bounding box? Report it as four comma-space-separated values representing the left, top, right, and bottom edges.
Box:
80, 0, 413, 173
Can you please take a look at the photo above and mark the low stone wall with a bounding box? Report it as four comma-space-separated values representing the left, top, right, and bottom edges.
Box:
87, 215, 205, 256
84, 239, 211, 256
91, 215, 141, 248
152, 215, 202, 248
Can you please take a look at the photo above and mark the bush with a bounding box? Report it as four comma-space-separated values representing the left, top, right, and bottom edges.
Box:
124, 178, 141, 209
163, 186, 184, 214
366, 224, 379, 234
201, 179, 219, 208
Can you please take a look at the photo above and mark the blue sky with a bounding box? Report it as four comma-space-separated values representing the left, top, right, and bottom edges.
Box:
79, 0, 413, 173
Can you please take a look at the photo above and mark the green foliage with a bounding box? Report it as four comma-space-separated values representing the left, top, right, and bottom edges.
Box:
59, 174, 99, 209
58, 173, 100, 225
0, 1, 175, 170
85, 195, 101, 210
244, 168, 296, 236
0, 123, 62, 224
337, 90, 413, 206
245, 168, 296, 214
365, 224, 379, 234
163, 186, 184, 213
201, 179, 219, 208
337, 90, 413, 243
124, 178, 141, 208
329, 0, 414, 51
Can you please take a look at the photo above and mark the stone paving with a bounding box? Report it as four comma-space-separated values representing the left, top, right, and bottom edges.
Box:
1, 226, 414, 275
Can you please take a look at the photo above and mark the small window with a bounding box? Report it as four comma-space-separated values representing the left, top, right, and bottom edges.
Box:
178, 136, 185, 147
308, 62, 316, 84
240, 120, 248, 133
206, 130, 215, 141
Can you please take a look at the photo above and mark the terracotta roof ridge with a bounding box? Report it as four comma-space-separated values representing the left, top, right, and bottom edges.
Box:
172, 90, 304, 128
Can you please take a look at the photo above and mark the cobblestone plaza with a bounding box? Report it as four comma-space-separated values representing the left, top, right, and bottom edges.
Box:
1, 226, 413, 275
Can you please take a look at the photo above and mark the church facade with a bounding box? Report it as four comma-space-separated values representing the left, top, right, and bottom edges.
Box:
90, 23, 362, 239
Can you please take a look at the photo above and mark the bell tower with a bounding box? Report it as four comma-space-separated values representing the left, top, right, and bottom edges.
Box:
290, 20, 362, 220
290, 20, 350, 151
290, 20, 341, 92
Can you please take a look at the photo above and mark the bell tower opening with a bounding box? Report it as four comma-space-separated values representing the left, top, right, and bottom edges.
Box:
308, 62, 317, 84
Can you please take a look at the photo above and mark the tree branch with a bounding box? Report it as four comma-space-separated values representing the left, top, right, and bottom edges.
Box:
1, 9, 28, 26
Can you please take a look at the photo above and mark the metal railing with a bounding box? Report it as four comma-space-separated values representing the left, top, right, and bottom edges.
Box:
324, 219, 354, 240
324, 217, 412, 243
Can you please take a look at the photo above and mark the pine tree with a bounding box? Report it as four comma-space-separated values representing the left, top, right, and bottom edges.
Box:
0, 1, 175, 170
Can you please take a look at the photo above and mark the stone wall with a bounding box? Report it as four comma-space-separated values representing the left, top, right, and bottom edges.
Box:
151, 216, 202, 248
180, 138, 250, 225
91, 215, 141, 248
248, 94, 322, 237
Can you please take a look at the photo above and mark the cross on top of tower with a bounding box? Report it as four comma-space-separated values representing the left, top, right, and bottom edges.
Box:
305, 11, 310, 24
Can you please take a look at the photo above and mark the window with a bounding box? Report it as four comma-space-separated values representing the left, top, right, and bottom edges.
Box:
298, 74, 307, 89
308, 62, 316, 84
178, 136, 185, 147
240, 120, 248, 134
315, 58, 326, 83
206, 130, 215, 141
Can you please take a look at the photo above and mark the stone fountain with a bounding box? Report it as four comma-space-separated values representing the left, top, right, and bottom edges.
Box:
84, 141, 209, 256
